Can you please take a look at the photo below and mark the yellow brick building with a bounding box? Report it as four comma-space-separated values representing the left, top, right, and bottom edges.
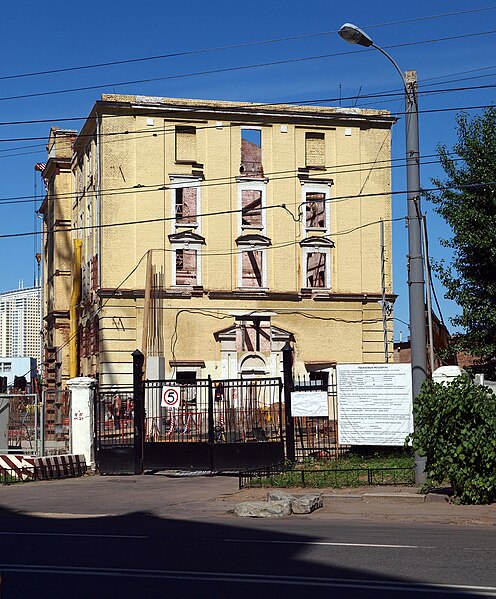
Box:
42, 95, 395, 388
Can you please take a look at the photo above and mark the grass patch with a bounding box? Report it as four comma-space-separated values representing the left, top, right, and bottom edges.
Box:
243, 450, 415, 489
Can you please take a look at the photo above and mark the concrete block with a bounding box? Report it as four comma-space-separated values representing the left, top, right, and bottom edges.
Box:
267, 490, 295, 502
291, 494, 323, 514
362, 493, 425, 503
234, 500, 292, 518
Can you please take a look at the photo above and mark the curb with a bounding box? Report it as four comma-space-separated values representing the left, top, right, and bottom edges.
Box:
322, 492, 450, 504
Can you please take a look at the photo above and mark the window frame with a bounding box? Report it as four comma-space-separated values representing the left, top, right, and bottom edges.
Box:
170, 176, 202, 232
173, 246, 200, 287
237, 179, 267, 233
302, 245, 331, 290
237, 246, 267, 290
301, 181, 332, 235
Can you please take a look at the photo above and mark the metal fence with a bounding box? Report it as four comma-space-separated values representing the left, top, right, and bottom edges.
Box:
41, 389, 71, 455
1, 393, 40, 455
143, 378, 282, 445
239, 464, 415, 489
96, 386, 134, 447
291, 375, 346, 460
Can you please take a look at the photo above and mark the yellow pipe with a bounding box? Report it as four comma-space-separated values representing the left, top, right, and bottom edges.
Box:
69, 239, 83, 379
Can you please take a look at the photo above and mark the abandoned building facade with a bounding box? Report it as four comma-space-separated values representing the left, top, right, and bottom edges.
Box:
40, 94, 395, 389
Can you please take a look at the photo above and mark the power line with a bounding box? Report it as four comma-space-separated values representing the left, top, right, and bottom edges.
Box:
3, 7, 494, 83
0, 94, 494, 146
2, 181, 495, 241
1, 29, 495, 104
0, 152, 460, 205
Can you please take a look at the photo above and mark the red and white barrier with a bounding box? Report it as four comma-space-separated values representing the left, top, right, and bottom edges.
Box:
0, 454, 36, 480
0, 454, 86, 481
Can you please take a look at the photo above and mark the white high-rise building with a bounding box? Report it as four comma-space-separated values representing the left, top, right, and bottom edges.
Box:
0, 286, 42, 364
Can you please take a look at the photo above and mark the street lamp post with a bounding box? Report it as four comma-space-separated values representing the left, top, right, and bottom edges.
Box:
338, 23, 427, 484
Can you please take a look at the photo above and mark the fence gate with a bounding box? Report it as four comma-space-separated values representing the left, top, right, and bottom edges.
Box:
95, 386, 138, 474
95, 377, 284, 474
1, 393, 40, 455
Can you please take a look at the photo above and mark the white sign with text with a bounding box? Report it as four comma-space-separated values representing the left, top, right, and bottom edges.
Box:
291, 390, 329, 417
337, 363, 413, 446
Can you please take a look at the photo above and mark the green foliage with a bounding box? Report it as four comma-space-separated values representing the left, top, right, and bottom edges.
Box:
425, 106, 496, 360
408, 376, 496, 504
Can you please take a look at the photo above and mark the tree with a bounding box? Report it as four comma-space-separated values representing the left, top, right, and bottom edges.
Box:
408, 376, 496, 504
427, 106, 496, 361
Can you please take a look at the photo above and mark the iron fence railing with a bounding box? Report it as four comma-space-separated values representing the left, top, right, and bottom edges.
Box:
138, 378, 282, 445
239, 464, 415, 489
0, 466, 37, 485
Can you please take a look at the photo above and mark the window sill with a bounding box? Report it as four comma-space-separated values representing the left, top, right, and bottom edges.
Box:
175, 222, 198, 229
175, 160, 204, 168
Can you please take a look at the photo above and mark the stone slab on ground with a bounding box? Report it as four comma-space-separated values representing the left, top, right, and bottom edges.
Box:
234, 500, 292, 518
267, 491, 296, 502
292, 494, 323, 514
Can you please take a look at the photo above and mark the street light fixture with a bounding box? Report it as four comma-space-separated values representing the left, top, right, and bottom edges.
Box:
338, 23, 428, 484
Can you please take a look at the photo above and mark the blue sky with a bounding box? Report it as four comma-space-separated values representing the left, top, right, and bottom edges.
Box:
1, 1, 495, 341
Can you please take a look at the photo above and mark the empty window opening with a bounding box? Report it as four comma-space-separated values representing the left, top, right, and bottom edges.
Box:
175, 126, 196, 162
237, 320, 271, 352
241, 190, 262, 227
175, 187, 197, 223
242, 250, 263, 287
307, 252, 326, 288
240, 129, 263, 176
309, 370, 329, 388
306, 192, 326, 229
176, 249, 197, 285
305, 132, 325, 167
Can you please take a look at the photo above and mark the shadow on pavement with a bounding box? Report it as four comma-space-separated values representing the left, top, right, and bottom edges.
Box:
0, 504, 490, 598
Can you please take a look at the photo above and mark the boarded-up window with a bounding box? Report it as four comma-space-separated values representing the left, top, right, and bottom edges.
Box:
176, 249, 197, 285
91, 255, 98, 290
306, 192, 326, 229
242, 250, 263, 287
241, 129, 263, 176
307, 252, 327, 288
241, 190, 262, 227
175, 126, 196, 162
90, 317, 99, 355
175, 187, 197, 223
305, 132, 325, 167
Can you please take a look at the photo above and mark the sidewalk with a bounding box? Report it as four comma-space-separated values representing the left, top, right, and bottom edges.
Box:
1, 473, 495, 526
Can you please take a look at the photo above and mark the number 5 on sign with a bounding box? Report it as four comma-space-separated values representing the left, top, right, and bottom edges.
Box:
161, 387, 181, 408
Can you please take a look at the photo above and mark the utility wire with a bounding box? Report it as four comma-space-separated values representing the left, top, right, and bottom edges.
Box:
1, 95, 494, 145
2, 181, 495, 241
0, 152, 461, 205
1, 29, 495, 104
2, 7, 494, 83
3, 61, 496, 129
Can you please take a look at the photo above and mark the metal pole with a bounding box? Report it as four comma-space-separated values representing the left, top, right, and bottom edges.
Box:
282, 342, 295, 463
405, 70, 428, 484
421, 214, 435, 375
380, 219, 389, 362
40, 390, 45, 456
132, 349, 145, 475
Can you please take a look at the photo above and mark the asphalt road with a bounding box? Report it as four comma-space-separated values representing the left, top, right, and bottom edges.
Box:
0, 510, 495, 598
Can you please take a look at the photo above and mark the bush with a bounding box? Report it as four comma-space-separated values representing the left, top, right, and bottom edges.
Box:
408, 376, 496, 504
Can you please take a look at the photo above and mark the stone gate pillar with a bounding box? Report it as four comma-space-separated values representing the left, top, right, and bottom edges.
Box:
67, 377, 97, 470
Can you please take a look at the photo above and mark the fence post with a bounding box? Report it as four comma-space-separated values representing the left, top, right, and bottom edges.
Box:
132, 349, 145, 475
282, 341, 296, 463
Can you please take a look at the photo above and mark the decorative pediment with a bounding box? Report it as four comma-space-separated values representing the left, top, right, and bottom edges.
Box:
235, 234, 271, 247
168, 230, 205, 244
214, 322, 294, 342
300, 236, 335, 248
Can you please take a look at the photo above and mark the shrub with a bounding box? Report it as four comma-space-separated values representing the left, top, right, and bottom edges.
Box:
408, 376, 496, 504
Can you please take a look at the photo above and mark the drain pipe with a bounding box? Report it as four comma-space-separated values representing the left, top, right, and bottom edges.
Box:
70, 239, 83, 379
